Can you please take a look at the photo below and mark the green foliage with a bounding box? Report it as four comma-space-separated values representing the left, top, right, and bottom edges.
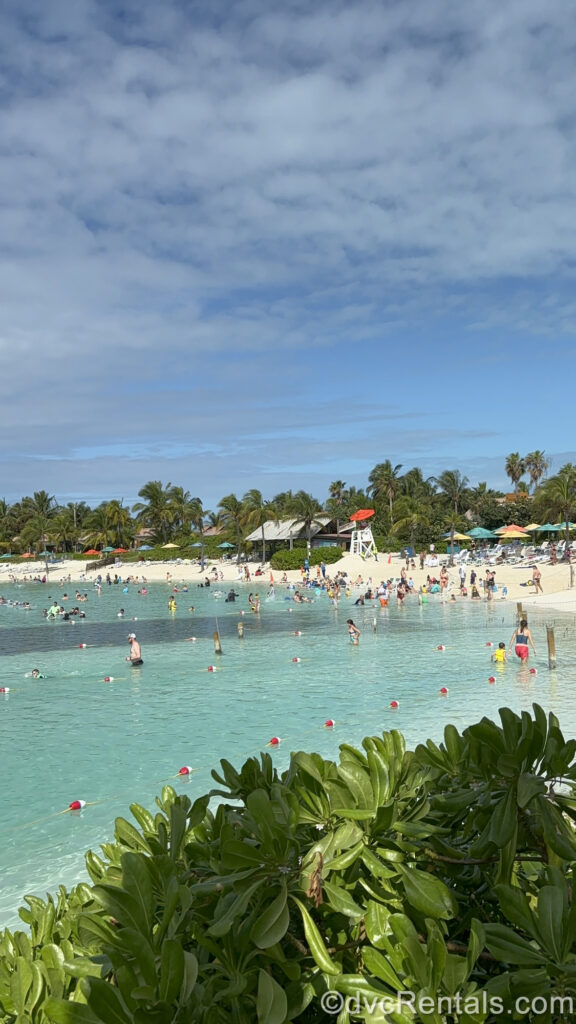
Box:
4, 706, 576, 1022
270, 547, 343, 570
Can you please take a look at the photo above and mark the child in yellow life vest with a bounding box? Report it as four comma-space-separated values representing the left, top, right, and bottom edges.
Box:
491, 642, 508, 664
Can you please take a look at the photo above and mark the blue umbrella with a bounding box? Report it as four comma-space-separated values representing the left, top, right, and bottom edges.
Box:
1, 553, 13, 558
190, 542, 202, 548
139, 545, 153, 551
217, 542, 235, 549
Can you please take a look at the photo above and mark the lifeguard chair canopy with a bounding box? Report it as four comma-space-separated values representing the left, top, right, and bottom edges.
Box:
349, 510, 377, 558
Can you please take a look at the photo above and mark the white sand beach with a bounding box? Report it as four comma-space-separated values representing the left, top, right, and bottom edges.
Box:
1, 552, 574, 614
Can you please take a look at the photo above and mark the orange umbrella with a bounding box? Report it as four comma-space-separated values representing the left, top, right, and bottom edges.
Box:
84, 549, 101, 555
495, 524, 529, 534
21, 552, 35, 558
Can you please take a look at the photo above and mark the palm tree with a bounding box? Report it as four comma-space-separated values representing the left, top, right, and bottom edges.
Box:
133, 481, 174, 544
286, 491, 326, 556
84, 505, 112, 550
368, 461, 403, 520
22, 490, 59, 519
525, 451, 550, 493
433, 470, 470, 567
505, 453, 526, 494
537, 465, 576, 572
393, 500, 430, 556
169, 487, 202, 537
328, 480, 348, 504
400, 468, 435, 501
218, 494, 244, 564
242, 489, 277, 565
105, 500, 134, 548
189, 498, 208, 566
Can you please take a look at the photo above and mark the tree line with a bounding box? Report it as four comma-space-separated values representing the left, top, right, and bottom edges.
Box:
1, 451, 574, 558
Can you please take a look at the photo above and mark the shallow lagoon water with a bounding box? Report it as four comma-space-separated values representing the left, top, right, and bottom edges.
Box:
1, 576, 575, 927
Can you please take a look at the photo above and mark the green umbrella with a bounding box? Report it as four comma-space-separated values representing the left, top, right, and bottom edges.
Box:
102, 546, 115, 552
217, 542, 235, 549
190, 542, 202, 548
466, 527, 497, 539
38, 550, 52, 557
535, 523, 561, 532
555, 522, 576, 530
0, 553, 13, 558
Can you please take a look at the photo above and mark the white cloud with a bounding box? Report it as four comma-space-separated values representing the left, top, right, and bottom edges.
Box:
1, 0, 575, 504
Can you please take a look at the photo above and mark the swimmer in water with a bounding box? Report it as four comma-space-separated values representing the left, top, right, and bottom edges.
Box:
31, 668, 45, 678
491, 642, 508, 664
346, 619, 360, 645
126, 633, 143, 666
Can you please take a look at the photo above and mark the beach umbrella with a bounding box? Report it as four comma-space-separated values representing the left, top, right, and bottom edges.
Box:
114, 547, 128, 553
38, 550, 52, 557
535, 523, 561, 533
21, 552, 35, 558
466, 527, 497, 539
554, 521, 576, 530
524, 524, 541, 532
84, 549, 100, 555
102, 546, 115, 552
442, 532, 470, 541
217, 542, 235, 549
162, 543, 179, 549
495, 524, 528, 534
190, 542, 202, 548
139, 544, 153, 551
500, 530, 531, 540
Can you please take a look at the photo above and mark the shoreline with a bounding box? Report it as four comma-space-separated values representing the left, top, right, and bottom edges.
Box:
1, 552, 574, 615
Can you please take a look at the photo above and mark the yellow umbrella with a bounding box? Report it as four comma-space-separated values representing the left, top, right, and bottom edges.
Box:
524, 523, 541, 531
162, 543, 179, 549
448, 532, 471, 541
500, 530, 530, 539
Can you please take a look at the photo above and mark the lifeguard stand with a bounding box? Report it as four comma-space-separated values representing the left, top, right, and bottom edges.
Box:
349, 509, 377, 559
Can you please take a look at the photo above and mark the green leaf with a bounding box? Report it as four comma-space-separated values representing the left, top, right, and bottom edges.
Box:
10, 956, 33, 1013
494, 885, 537, 939
292, 897, 341, 975
251, 885, 290, 949
536, 885, 565, 960
207, 879, 263, 937
180, 952, 198, 1003
364, 901, 390, 948
483, 924, 547, 965
362, 947, 404, 989
82, 977, 133, 1024
397, 866, 458, 920
256, 968, 288, 1024
159, 939, 184, 1004
322, 880, 364, 920
487, 787, 517, 848
517, 773, 546, 808
44, 998, 102, 1024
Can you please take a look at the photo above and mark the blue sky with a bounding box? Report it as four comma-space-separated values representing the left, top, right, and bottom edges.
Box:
1, 0, 575, 511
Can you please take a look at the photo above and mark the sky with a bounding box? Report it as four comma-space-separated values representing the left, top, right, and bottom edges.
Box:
1, 0, 575, 511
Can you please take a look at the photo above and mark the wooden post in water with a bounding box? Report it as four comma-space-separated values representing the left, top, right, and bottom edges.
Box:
546, 626, 557, 669
373, 616, 377, 633
516, 602, 524, 623
213, 630, 223, 656
237, 621, 244, 638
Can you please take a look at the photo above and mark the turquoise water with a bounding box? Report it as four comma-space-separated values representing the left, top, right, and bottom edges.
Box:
1, 577, 575, 928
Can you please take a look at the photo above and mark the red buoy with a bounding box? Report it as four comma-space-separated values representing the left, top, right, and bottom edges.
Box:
268, 737, 280, 746
294, 631, 302, 636
530, 668, 537, 675
0, 687, 10, 693
292, 657, 301, 663
440, 687, 448, 695
104, 676, 114, 682
437, 645, 446, 651
78, 644, 87, 649
488, 676, 496, 684
324, 719, 335, 728
178, 766, 193, 775
207, 666, 217, 672
188, 637, 196, 642
485, 642, 493, 647
389, 700, 399, 709
69, 800, 86, 811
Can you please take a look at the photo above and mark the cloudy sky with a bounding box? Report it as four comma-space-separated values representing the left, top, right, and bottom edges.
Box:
1, 0, 575, 510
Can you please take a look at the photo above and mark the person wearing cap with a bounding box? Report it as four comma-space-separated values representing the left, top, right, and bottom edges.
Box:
126, 633, 143, 666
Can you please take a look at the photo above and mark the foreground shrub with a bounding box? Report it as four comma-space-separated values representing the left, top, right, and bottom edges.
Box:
2, 705, 576, 1022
